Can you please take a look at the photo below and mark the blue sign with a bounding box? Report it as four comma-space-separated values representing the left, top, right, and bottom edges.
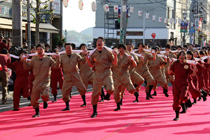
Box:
189, 27, 195, 34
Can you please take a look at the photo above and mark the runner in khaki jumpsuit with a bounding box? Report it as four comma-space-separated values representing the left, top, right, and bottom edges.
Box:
23, 44, 60, 118
112, 44, 136, 111
135, 43, 156, 100
87, 37, 117, 118
78, 44, 94, 89
79, 44, 106, 102
148, 47, 169, 97
126, 44, 144, 102
61, 43, 87, 111
164, 44, 176, 84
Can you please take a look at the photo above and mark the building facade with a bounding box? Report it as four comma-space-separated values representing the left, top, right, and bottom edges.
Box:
0, 0, 62, 47
93, 0, 191, 47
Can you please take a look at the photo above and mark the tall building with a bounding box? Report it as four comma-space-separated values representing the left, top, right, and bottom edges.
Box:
93, 0, 191, 47
0, 0, 62, 47
190, 0, 210, 46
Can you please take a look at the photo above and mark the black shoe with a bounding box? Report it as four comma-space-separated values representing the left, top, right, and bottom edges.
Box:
201, 89, 207, 102
13, 108, 19, 111
90, 112, 97, 118
62, 101, 70, 111
173, 110, 179, 121
133, 100, 139, 102
32, 108, 40, 118
148, 85, 153, 99
81, 95, 86, 107
90, 105, 97, 118
114, 108, 121, 111
43, 102, 48, 109
173, 117, 179, 121
133, 92, 139, 102
104, 94, 111, 100
192, 99, 197, 105
114, 102, 121, 111
81, 103, 87, 107
185, 99, 192, 108
198, 97, 201, 101
146, 92, 150, 100
163, 89, 169, 97
62, 107, 70, 111
99, 99, 104, 102
149, 94, 153, 99
52, 94, 57, 102
180, 103, 186, 114
152, 91, 157, 96
27, 96, 31, 101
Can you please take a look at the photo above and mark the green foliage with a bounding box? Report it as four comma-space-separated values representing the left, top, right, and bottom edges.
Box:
28, 0, 53, 23
52, 35, 66, 49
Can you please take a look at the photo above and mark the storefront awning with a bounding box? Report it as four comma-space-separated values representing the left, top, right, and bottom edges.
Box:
0, 24, 12, 30
0, 18, 59, 34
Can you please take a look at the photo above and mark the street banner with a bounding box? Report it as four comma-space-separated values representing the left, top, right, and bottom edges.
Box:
180, 21, 188, 33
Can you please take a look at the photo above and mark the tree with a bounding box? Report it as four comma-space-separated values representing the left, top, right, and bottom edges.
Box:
29, 0, 54, 45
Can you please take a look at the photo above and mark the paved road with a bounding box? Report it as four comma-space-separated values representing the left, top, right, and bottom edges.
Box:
0, 85, 93, 113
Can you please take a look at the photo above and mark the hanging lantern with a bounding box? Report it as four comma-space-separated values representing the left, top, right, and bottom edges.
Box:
63, 0, 68, 8
164, 18, 168, 24
138, 11, 142, 17
92, 2, 97, 12
122, 5, 127, 12
114, 5, 118, 13
103, 4, 109, 13
146, 13, 149, 19
152, 15, 156, 21
129, 6, 134, 14
79, 0, 83, 10
159, 17, 162, 22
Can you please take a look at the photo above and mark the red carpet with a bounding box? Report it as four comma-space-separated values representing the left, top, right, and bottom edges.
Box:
1, 87, 210, 140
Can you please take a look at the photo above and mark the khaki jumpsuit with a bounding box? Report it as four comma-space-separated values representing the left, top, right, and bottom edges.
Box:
135, 51, 155, 92
148, 55, 168, 90
61, 53, 87, 102
89, 48, 115, 105
78, 53, 94, 88
129, 53, 144, 91
23, 56, 59, 109
112, 54, 135, 103
121, 53, 144, 96
164, 52, 176, 84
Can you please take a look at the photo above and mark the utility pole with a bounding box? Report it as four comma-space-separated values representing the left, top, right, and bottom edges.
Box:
119, 0, 128, 44
182, 10, 187, 46
27, 0, 31, 52
143, 12, 146, 44
35, 0, 40, 45
12, 0, 22, 47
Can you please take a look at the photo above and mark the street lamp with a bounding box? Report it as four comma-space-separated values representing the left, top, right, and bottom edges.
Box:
65, 29, 67, 43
